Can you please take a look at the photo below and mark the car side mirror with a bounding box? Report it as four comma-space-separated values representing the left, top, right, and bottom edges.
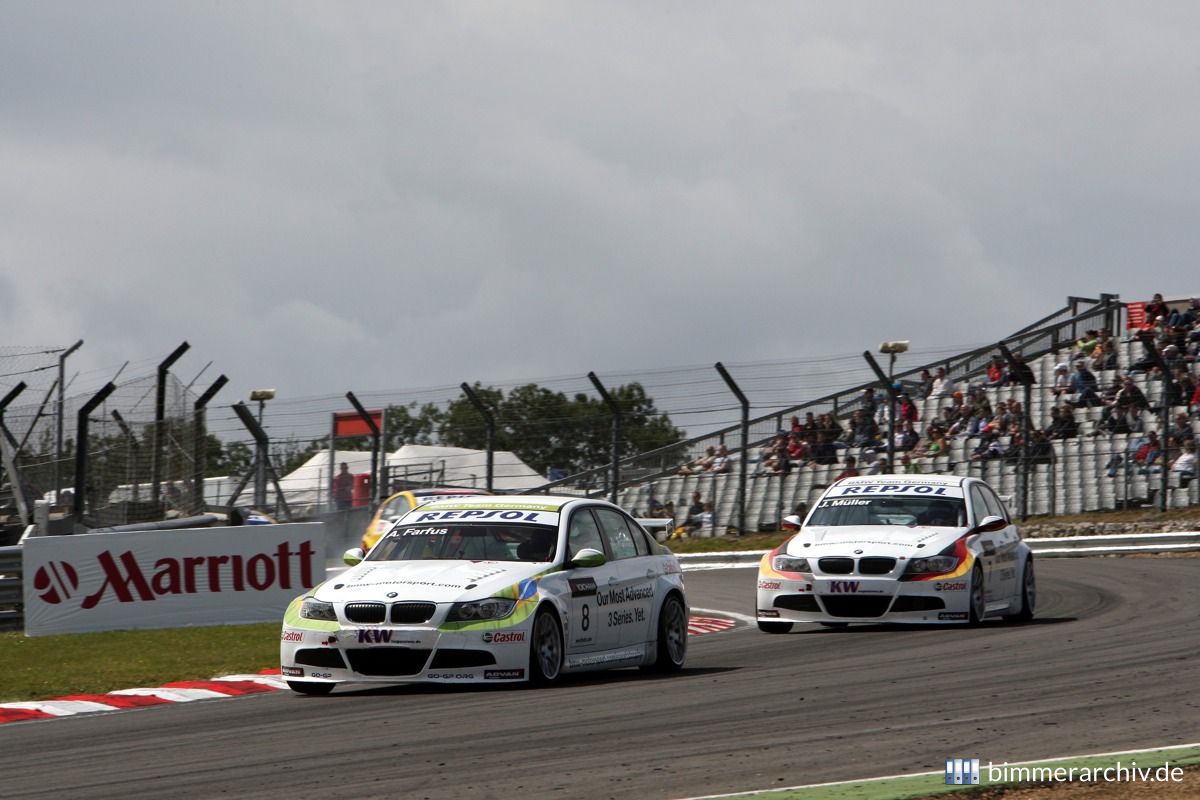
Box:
343, 547, 365, 566
973, 515, 1007, 534
781, 515, 804, 531
570, 548, 606, 568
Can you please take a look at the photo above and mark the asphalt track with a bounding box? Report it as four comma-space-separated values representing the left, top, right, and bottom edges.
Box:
1, 558, 1197, 800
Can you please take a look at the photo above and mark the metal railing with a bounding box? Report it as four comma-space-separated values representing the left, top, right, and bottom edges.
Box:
525, 295, 1125, 507
0, 545, 23, 632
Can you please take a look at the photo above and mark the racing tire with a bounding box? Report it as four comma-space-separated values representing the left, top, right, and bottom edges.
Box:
649, 593, 688, 672
528, 606, 564, 685
968, 563, 986, 626
1004, 558, 1036, 623
757, 621, 794, 634
286, 680, 335, 696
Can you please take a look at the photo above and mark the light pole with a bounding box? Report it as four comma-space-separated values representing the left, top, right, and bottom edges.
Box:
249, 388, 275, 508
879, 341, 910, 472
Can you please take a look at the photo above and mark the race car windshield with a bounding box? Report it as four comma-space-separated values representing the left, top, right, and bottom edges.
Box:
806, 496, 966, 528
366, 523, 558, 563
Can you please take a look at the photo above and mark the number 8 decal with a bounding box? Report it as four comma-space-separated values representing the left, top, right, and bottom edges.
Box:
581, 603, 590, 631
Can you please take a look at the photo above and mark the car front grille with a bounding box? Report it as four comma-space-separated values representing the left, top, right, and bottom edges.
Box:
858, 557, 897, 575
391, 602, 437, 624
344, 602, 387, 624
345, 648, 432, 676
294, 648, 348, 669
818, 557, 854, 574
819, 596, 893, 618
773, 594, 821, 612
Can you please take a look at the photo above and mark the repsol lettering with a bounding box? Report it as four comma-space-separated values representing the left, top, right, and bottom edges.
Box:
413, 510, 543, 522
838, 485, 947, 495
79, 541, 317, 609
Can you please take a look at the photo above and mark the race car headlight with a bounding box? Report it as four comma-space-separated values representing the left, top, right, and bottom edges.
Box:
300, 598, 337, 621
773, 555, 811, 573
446, 598, 517, 622
904, 555, 959, 576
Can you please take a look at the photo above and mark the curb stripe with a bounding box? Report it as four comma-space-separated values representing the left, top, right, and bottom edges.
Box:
0, 613, 744, 725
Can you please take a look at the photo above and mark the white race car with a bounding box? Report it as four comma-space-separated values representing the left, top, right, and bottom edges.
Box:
756, 475, 1034, 631
281, 495, 688, 693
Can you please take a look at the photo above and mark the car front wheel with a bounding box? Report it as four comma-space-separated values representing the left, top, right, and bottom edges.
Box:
968, 563, 986, 625
529, 607, 564, 684
650, 593, 688, 671
757, 620, 794, 634
1004, 558, 1036, 623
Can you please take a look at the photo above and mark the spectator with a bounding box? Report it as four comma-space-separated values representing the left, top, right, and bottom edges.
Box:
1073, 330, 1100, 361
710, 443, 733, 475
918, 424, 948, 459
916, 368, 934, 400
1169, 298, 1200, 329
755, 434, 785, 473
798, 411, 820, 443
688, 501, 714, 534
848, 408, 881, 448
1090, 340, 1118, 372
332, 462, 354, 510
679, 445, 716, 476
1168, 411, 1195, 446
896, 392, 920, 425
810, 431, 839, 465
894, 419, 920, 452
1171, 439, 1197, 487
835, 455, 860, 481
1068, 361, 1102, 407
859, 387, 878, 416
1144, 293, 1170, 327
785, 433, 808, 467
662, 500, 676, 522
1133, 431, 1163, 475
1164, 365, 1192, 408
686, 491, 704, 520
866, 453, 889, 475
1102, 375, 1150, 423
984, 355, 1008, 388
930, 366, 957, 399
1045, 404, 1079, 440
1051, 363, 1072, 399
969, 429, 1005, 461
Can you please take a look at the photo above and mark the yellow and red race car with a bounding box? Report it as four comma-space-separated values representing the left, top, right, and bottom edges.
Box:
360, 488, 491, 552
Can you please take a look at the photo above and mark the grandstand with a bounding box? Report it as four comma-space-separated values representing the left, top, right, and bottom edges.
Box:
599, 294, 1198, 532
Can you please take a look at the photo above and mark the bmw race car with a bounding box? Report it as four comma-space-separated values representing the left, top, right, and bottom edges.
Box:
359, 487, 491, 553
756, 475, 1034, 632
282, 495, 688, 694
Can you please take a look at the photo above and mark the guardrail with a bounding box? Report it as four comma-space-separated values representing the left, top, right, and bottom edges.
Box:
674, 531, 1200, 569
0, 544, 23, 632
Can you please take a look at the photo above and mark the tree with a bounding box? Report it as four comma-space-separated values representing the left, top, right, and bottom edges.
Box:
439, 382, 683, 478
384, 401, 444, 449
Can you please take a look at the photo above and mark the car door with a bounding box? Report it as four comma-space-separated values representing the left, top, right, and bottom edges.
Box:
563, 508, 620, 654
592, 507, 655, 648
979, 484, 1019, 602
968, 484, 1002, 603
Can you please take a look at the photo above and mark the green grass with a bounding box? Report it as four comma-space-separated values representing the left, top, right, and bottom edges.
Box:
0, 623, 279, 702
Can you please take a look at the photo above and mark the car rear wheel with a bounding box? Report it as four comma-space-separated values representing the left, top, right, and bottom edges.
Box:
287, 680, 334, 696
1004, 558, 1036, 622
649, 593, 688, 671
529, 606, 564, 684
757, 620, 794, 634
968, 563, 986, 625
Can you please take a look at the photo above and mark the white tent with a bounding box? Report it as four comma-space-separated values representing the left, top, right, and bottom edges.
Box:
385, 444, 544, 491
272, 446, 545, 513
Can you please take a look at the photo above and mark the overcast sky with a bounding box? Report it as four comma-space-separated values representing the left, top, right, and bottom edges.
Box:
3, 2, 1198, 413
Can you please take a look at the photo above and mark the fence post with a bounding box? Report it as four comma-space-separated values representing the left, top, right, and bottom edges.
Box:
461, 383, 495, 493
151, 342, 190, 508
715, 362, 748, 535
73, 382, 117, 526
346, 392, 383, 502
192, 376, 228, 512
588, 372, 622, 503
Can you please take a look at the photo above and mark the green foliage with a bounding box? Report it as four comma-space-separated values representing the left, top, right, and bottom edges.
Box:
384, 401, 444, 449
439, 381, 684, 477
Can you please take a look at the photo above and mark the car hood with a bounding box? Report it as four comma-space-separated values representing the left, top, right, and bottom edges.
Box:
317, 560, 550, 604
787, 525, 964, 558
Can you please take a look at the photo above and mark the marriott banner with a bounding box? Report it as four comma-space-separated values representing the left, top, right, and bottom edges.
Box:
23, 523, 326, 636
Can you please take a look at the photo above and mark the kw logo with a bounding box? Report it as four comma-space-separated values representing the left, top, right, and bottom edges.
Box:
357, 629, 396, 644
33, 561, 79, 605
829, 580, 860, 593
